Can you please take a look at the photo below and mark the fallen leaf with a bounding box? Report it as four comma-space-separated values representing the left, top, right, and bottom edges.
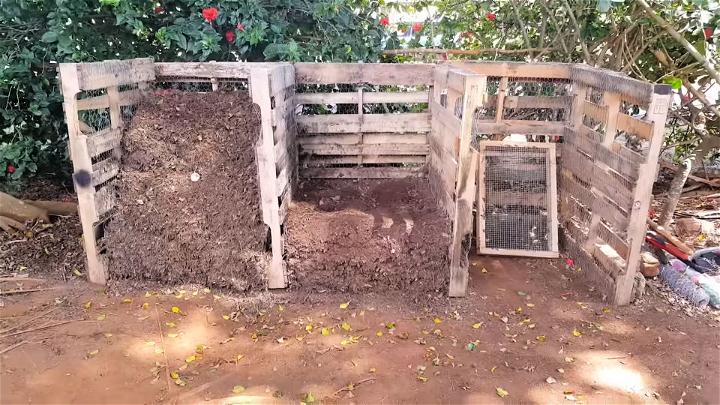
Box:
305, 324, 313, 333
416, 375, 429, 382
321, 327, 332, 336
167, 333, 179, 338
174, 378, 186, 387
83, 301, 92, 310
385, 322, 396, 330
303, 392, 316, 403
369, 367, 376, 373
96, 314, 106, 321
564, 356, 575, 363
165, 322, 176, 328
433, 317, 443, 324
232, 385, 245, 394
341, 322, 352, 332
185, 355, 196, 363
73, 269, 83, 277
142, 302, 150, 310
526, 303, 535, 308
490, 366, 497, 373
171, 306, 181, 314
339, 302, 350, 309
376, 331, 383, 337
481, 268, 488, 273
277, 305, 284, 312
472, 322, 484, 329
195, 344, 207, 354
170, 371, 180, 379
546, 376, 557, 384
496, 387, 509, 398
222, 315, 230, 320
536, 335, 546, 343
122, 298, 133, 304
572, 328, 582, 337
87, 349, 99, 357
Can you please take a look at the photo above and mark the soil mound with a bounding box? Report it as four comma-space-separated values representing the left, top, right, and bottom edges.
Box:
286, 178, 450, 294
104, 90, 268, 290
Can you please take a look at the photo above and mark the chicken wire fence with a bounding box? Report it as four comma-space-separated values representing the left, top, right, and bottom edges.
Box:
477, 142, 558, 256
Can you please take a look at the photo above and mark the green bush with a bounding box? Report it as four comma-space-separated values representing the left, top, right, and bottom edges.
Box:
0, 0, 390, 191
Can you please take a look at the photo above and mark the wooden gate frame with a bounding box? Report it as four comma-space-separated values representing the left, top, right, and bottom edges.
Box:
475, 141, 559, 258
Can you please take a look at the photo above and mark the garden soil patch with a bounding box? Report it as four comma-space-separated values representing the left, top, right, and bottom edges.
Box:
286, 178, 451, 294
104, 90, 269, 290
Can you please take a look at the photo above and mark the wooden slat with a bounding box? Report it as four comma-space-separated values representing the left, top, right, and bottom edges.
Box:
94, 186, 115, 217
430, 100, 462, 135
300, 143, 429, 156
276, 166, 289, 197
502, 95, 572, 109
473, 120, 565, 135
90, 158, 119, 187
572, 127, 641, 182
297, 113, 431, 134
486, 192, 547, 207
298, 133, 427, 145
477, 248, 560, 258
301, 167, 425, 179
72, 58, 155, 91
454, 61, 571, 79
570, 65, 659, 105
296, 91, 428, 104
583, 100, 608, 124
155, 62, 280, 79
77, 88, 144, 111
294, 63, 433, 85
617, 113, 654, 141
86, 128, 122, 157
430, 148, 458, 196
559, 169, 629, 231
269, 64, 295, 97
302, 155, 426, 165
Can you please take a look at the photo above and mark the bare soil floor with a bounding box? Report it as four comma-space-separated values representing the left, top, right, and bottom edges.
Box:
1, 256, 719, 404
286, 178, 450, 295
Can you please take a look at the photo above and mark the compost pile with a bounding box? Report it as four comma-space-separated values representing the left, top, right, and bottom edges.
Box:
286, 178, 451, 294
104, 91, 268, 290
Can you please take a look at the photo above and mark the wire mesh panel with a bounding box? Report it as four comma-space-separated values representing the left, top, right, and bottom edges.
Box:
476, 141, 558, 258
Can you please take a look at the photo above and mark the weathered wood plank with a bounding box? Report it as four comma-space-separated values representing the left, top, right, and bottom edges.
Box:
454, 61, 571, 79
486, 192, 547, 207
300, 143, 429, 156
570, 127, 641, 181
296, 91, 428, 104
294, 63, 434, 85
90, 158, 119, 187
473, 120, 565, 135
570, 65, 659, 105
86, 128, 122, 157
77, 88, 144, 111
298, 133, 427, 145
297, 113, 431, 134
430, 100, 462, 135
617, 113, 654, 141
301, 167, 425, 179
72, 58, 155, 91
302, 155, 427, 165
155, 62, 279, 79
583, 100, 608, 124
94, 185, 115, 217
502, 95, 572, 109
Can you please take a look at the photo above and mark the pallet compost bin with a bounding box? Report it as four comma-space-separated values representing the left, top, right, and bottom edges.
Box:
58, 59, 670, 305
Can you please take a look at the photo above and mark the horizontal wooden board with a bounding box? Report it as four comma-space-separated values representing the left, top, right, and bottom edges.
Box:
297, 113, 431, 134
583, 100, 608, 123
155, 62, 280, 79
493, 95, 572, 109
473, 120, 565, 135
302, 155, 427, 165
617, 113, 653, 141
301, 167, 425, 179
91, 158, 119, 187
453, 61, 571, 79
300, 143, 429, 156
295, 63, 434, 85
570, 65, 654, 105
298, 133, 427, 145
486, 191, 546, 207
559, 168, 629, 232
570, 127, 641, 181
430, 100, 462, 135
478, 248, 559, 258
71, 58, 155, 91
269, 64, 295, 97
296, 91, 428, 105
77, 88, 144, 111
94, 185, 116, 217
86, 128, 122, 157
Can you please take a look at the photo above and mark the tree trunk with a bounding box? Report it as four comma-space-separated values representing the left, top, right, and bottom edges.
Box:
659, 158, 692, 227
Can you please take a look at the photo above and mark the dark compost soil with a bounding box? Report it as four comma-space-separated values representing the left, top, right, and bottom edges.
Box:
285, 178, 451, 294
104, 90, 269, 290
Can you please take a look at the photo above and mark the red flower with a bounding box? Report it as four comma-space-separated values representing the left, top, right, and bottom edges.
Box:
225, 31, 235, 43
154, 6, 164, 14
236, 23, 245, 32
564, 258, 574, 267
379, 16, 389, 26
412, 22, 423, 32
486, 12, 497, 21
704, 26, 714, 40
202, 7, 219, 22
6, 164, 15, 174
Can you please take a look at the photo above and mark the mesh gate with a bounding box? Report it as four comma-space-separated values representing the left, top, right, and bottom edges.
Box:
476, 141, 559, 258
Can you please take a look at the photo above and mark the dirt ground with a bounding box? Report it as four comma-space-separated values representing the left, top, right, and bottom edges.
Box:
104, 90, 268, 290
1, 255, 718, 405
286, 178, 450, 295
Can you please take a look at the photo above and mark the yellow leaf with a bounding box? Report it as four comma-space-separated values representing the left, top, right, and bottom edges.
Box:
232, 385, 245, 394
321, 327, 331, 336
526, 303, 535, 308
385, 322, 396, 330
277, 305, 284, 312
104, 333, 113, 338
369, 367, 376, 373
491, 366, 497, 373
339, 302, 350, 309
472, 322, 483, 329
195, 344, 207, 354
171, 306, 181, 314
496, 387, 509, 398
145, 291, 152, 298
236, 354, 244, 362
305, 324, 314, 333
73, 269, 83, 277
83, 301, 92, 310
167, 333, 179, 338
174, 378, 186, 387
142, 302, 149, 310
433, 317, 442, 324
96, 314, 106, 321
170, 371, 180, 380
87, 349, 99, 357
376, 331, 383, 337
122, 298, 133, 304
303, 392, 316, 403
145, 341, 156, 346
572, 328, 582, 337
222, 315, 230, 320
185, 355, 196, 363
341, 322, 352, 332
203, 287, 211, 293
536, 335, 546, 343
416, 375, 429, 382
165, 322, 176, 328
481, 267, 488, 273
602, 307, 611, 313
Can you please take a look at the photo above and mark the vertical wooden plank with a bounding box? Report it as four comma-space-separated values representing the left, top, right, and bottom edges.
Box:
475, 144, 486, 254
569, 84, 588, 129
614, 90, 671, 305
358, 88, 364, 166
546, 143, 559, 252
449, 73, 486, 297
59, 63, 106, 285
493, 77, 508, 139
107, 86, 122, 128
250, 66, 286, 289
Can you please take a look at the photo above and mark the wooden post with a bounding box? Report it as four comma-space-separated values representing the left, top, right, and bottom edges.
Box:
449, 73, 486, 297
475, 144, 486, 254
58, 63, 106, 285
614, 87, 671, 305
358, 88, 364, 167
546, 142, 559, 252
250, 67, 286, 289
493, 76, 508, 140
